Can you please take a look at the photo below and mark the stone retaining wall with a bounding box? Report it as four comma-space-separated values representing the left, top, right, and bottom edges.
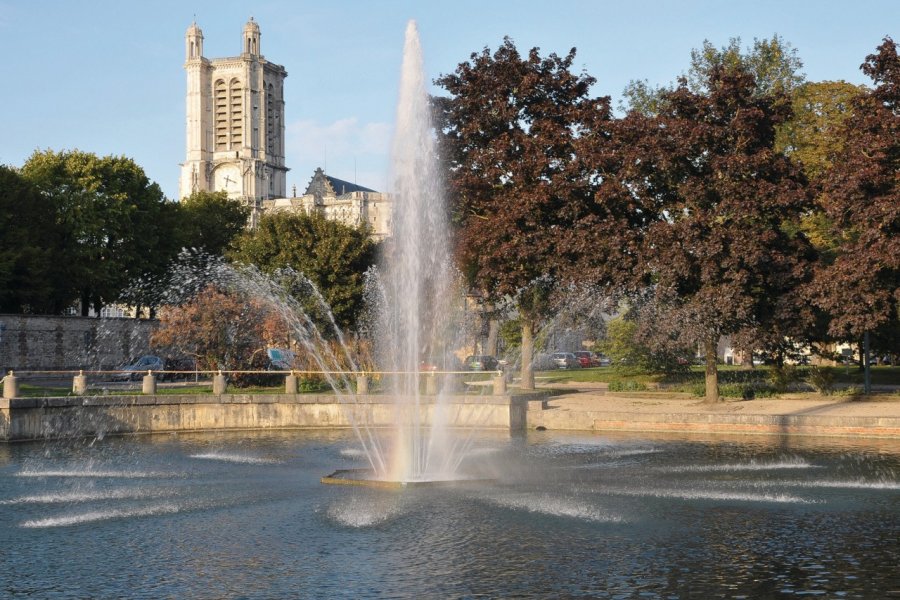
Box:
0, 314, 155, 373
0, 394, 525, 442
527, 407, 900, 439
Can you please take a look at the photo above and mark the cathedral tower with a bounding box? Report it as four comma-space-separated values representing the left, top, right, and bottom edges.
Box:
179, 18, 288, 225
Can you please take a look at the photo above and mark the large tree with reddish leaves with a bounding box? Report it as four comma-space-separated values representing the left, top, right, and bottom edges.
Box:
595, 65, 814, 401
812, 38, 900, 359
433, 38, 612, 389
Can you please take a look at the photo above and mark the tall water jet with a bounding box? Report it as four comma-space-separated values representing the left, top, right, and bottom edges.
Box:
378, 20, 456, 481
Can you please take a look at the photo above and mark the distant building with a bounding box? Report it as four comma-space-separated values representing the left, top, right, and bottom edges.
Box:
261, 168, 392, 240
180, 19, 392, 238
180, 18, 288, 227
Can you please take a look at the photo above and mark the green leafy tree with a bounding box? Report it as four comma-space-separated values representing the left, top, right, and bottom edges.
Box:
20, 149, 179, 315
228, 211, 376, 331
434, 38, 612, 389
0, 166, 67, 313
179, 190, 250, 255
601, 65, 814, 401
812, 38, 900, 355
623, 34, 804, 114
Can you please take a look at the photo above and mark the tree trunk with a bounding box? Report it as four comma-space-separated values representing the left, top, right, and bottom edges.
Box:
520, 318, 535, 391
486, 318, 500, 358
704, 336, 720, 403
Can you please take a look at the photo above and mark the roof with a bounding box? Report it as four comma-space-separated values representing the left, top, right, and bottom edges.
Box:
303, 167, 377, 198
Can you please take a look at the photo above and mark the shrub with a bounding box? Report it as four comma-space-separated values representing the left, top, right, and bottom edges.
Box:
769, 364, 799, 393
807, 366, 835, 395
608, 380, 649, 392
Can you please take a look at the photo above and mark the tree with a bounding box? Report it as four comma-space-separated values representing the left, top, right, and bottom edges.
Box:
20, 149, 180, 315
812, 38, 900, 358
623, 34, 804, 114
776, 81, 866, 180
151, 284, 288, 374
434, 38, 612, 389
600, 65, 814, 401
0, 166, 68, 313
228, 211, 377, 331
179, 190, 250, 256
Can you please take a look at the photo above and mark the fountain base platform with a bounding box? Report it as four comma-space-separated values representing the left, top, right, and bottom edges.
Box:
321, 468, 494, 488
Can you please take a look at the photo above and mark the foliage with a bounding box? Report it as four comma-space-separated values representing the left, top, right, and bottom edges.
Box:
0, 166, 67, 313
599, 314, 691, 375
434, 38, 612, 388
603, 62, 815, 400
228, 211, 376, 331
607, 380, 648, 392
807, 366, 836, 395
776, 80, 866, 180
810, 38, 900, 345
623, 34, 804, 113
768, 364, 800, 393
179, 190, 250, 256
151, 284, 290, 376
499, 318, 522, 349
20, 149, 180, 315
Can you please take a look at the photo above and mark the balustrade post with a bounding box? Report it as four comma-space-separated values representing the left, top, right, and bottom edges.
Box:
3, 371, 18, 399
73, 370, 88, 395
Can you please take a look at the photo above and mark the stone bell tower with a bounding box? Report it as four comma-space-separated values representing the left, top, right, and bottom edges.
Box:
179, 18, 288, 225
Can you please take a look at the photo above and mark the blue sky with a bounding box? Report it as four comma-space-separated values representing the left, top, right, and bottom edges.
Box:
1, 0, 897, 199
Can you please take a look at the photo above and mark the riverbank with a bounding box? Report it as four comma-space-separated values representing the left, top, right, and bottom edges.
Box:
527, 381, 900, 439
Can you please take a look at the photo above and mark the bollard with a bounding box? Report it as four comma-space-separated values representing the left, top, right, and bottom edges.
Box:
213, 371, 227, 395
3, 371, 18, 400
73, 370, 88, 395
356, 374, 369, 395
142, 372, 157, 395
425, 372, 437, 395
493, 373, 507, 396
285, 373, 298, 394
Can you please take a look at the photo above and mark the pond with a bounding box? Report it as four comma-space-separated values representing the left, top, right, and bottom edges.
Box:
1, 430, 898, 598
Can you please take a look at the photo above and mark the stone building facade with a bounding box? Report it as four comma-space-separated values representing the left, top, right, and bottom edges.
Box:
180, 18, 288, 227
262, 168, 393, 240
181, 20, 392, 237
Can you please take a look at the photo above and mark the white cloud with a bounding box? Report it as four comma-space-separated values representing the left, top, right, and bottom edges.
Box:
286, 117, 392, 164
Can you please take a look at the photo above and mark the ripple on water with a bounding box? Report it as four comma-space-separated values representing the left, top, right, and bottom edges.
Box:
325, 495, 403, 528
1, 487, 174, 505
20, 503, 181, 528
16, 469, 177, 479
662, 458, 817, 473
482, 492, 626, 523
189, 452, 279, 465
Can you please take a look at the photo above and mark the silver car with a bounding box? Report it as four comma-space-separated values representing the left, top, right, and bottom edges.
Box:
551, 352, 581, 369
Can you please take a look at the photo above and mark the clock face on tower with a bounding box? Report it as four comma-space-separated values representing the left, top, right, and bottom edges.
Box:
213, 164, 241, 198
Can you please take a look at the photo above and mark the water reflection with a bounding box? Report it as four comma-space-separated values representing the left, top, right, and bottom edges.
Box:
0, 430, 897, 598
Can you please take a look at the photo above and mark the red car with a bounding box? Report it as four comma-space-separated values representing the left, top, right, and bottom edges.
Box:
573, 351, 593, 368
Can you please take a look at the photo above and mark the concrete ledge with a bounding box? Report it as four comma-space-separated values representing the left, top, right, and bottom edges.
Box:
0, 393, 521, 442
528, 409, 900, 439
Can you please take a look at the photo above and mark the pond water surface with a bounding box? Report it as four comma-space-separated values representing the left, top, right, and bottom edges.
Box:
1, 430, 898, 598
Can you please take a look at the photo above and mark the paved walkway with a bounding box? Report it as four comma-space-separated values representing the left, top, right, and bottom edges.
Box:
527, 381, 900, 439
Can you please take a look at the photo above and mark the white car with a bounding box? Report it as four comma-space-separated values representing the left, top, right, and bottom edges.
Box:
551, 352, 581, 369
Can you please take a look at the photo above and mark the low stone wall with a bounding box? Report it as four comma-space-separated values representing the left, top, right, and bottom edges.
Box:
0, 314, 155, 373
527, 407, 900, 439
0, 394, 527, 442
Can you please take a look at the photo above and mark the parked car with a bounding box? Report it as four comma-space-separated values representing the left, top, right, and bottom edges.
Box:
591, 353, 611, 367
267, 348, 296, 370
465, 355, 500, 371
113, 355, 164, 381
573, 351, 593, 368
532, 353, 557, 371
551, 352, 581, 369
